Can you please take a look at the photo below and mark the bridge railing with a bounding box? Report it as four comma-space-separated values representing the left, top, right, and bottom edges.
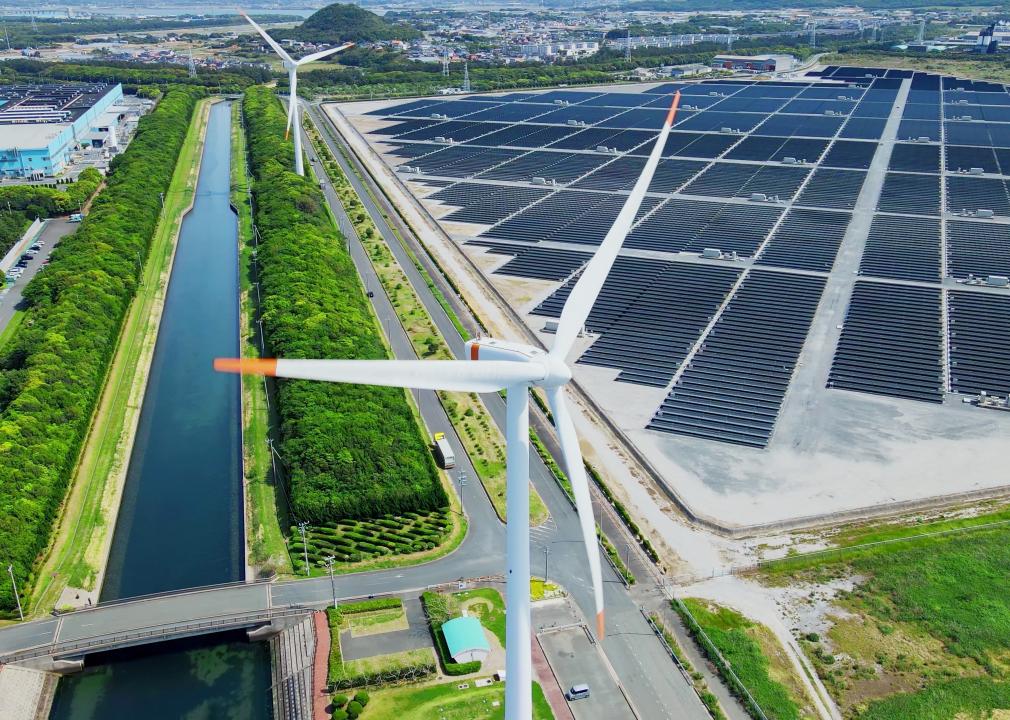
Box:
1, 606, 309, 665
61, 576, 276, 615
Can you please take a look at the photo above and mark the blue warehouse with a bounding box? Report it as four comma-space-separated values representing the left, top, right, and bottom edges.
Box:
0, 83, 125, 179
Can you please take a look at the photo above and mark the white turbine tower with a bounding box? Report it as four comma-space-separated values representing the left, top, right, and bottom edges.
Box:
218, 92, 681, 719
242, 11, 353, 176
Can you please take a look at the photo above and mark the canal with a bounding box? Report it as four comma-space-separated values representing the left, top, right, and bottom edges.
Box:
50, 101, 272, 719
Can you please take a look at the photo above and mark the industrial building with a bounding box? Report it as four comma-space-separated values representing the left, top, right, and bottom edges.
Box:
0, 83, 125, 179
711, 54, 794, 73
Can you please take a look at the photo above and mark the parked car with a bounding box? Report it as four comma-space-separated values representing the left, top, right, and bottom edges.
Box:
566, 684, 590, 701
69, 213, 84, 222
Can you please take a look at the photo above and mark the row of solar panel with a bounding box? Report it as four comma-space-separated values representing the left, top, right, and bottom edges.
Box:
440, 178, 1010, 282
648, 271, 827, 447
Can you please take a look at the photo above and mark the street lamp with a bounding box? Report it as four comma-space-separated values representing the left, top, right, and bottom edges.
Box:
542, 547, 550, 584
321, 555, 337, 609
7, 564, 23, 621
297, 521, 310, 576
458, 470, 467, 509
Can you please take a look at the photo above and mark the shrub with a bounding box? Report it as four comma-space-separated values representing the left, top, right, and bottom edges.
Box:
0, 86, 204, 614
333, 694, 348, 708
346, 701, 362, 718
353, 691, 369, 706
243, 86, 447, 524
332, 710, 348, 720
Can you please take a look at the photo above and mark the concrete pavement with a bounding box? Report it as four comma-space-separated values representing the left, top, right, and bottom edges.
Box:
0, 218, 74, 335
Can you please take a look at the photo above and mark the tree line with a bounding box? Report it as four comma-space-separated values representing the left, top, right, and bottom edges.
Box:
0, 168, 103, 258
0, 86, 204, 615
242, 86, 447, 523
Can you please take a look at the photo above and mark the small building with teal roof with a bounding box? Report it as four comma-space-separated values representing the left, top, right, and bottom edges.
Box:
441, 615, 491, 663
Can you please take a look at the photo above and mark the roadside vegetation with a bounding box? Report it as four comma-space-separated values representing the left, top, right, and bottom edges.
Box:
365, 678, 553, 720
231, 99, 293, 578
760, 507, 1010, 719
327, 599, 436, 690
303, 119, 548, 526
0, 86, 205, 616
242, 86, 447, 526
677, 599, 812, 720
28, 97, 214, 614
0, 168, 102, 257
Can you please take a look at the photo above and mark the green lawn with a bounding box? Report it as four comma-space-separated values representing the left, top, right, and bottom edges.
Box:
0, 309, 24, 353
367, 679, 554, 720
453, 588, 506, 646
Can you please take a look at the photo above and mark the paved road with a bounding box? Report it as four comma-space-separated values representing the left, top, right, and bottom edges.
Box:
304, 104, 709, 720
0, 218, 74, 334
0, 112, 709, 720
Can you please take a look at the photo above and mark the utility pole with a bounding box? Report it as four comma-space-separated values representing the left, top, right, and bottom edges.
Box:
297, 521, 310, 576
809, 22, 817, 48
442, 49, 449, 77
463, 61, 470, 93
3, 24, 10, 52
458, 469, 468, 510
159, 191, 164, 207
321, 556, 337, 609
542, 547, 550, 584
625, 28, 631, 61
7, 564, 23, 621
917, 17, 926, 43
187, 48, 197, 78
727, 28, 734, 51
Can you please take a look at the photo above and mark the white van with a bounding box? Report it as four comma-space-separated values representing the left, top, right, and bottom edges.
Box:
566, 684, 590, 701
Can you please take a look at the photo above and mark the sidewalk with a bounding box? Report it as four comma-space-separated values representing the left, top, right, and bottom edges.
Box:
531, 630, 574, 720
312, 611, 331, 720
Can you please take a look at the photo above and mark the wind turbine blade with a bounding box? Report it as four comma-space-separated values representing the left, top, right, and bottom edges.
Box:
213, 358, 544, 393
297, 42, 355, 65
241, 9, 292, 63
544, 386, 606, 639
550, 91, 682, 361
285, 73, 297, 139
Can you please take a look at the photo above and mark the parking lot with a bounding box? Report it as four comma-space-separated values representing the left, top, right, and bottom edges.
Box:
0, 218, 74, 335
537, 620, 634, 720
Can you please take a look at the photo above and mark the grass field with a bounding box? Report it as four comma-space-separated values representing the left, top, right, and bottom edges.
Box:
761, 506, 1010, 718
680, 599, 811, 720
303, 120, 548, 527
25, 98, 213, 614
454, 588, 506, 646
231, 99, 293, 578
366, 678, 554, 720
0, 309, 23, 352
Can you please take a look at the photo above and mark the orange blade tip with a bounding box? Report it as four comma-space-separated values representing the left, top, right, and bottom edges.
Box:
214, 358, 277, 376
665, 91, 682, 125
596, 610, 605, 639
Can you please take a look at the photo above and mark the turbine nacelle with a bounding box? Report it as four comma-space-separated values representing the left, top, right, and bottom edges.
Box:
465, 337, 571, 387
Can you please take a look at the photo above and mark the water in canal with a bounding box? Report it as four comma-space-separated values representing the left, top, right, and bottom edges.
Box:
50, 101, 271, 719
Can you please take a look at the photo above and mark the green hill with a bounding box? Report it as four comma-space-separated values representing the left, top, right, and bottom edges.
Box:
288, 4, 420, 43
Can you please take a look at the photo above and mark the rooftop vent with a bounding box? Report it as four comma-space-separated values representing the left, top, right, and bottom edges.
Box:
749, 192, 768, 202
977, 209, 995, 218
917, 136, 931, 142
987, 275, 1009, 287
701, 248, 723, 259
782, 157, 798, 165
969, 167, 985, 175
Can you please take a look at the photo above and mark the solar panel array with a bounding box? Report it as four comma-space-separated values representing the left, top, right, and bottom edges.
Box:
367, 68, 1010, 449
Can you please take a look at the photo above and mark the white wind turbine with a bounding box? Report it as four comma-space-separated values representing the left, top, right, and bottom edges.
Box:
217, 92, 682, 719
242, 10, 354, 176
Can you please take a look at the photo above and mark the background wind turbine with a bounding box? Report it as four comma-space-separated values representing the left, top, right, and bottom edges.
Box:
217, 92, 681, 719
242, 10, 353, 176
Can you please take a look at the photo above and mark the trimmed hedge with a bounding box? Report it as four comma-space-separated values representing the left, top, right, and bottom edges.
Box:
242, 86, 446, 523
0, 86, 204, 614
